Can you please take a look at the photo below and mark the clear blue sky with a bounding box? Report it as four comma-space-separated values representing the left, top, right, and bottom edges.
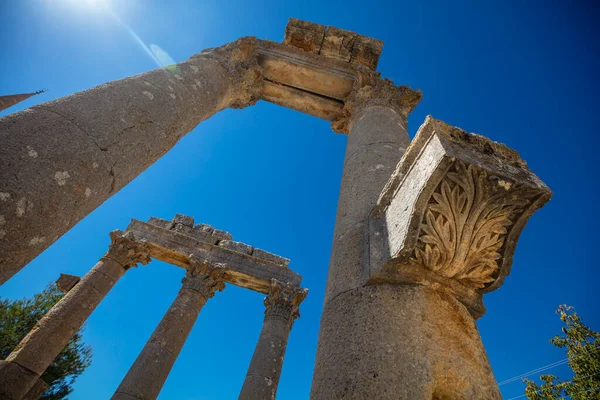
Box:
1, 1, 598, 399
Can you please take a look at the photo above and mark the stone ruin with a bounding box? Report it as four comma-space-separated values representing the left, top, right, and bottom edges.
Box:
0, 18, 552, 400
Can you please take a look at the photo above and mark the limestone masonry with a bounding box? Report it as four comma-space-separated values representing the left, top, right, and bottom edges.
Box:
0, 18, 551, 400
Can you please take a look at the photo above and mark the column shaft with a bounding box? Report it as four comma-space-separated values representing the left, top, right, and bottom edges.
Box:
239, 316, 291, 400
111, 288, 206, 400
324, 105, 410, 301
314, 284, 501, 399
0, 38, 260, 284
311, 105, 411, 398
239, 280, 306, 400
311, 105, 500, 398
0, 258, 127, 399
112, 256, 225, 400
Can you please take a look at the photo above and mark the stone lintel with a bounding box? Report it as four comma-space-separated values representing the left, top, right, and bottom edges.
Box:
261, 80, 344, 121
55, 273, 81, 293
255, 22, 418, 130
126, 218, 300, 294
257, 40, 355, 101
368, 116, 552, 315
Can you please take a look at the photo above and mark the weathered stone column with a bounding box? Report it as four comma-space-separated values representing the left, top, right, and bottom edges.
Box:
0, 231, 150, 400
112, 255, 227, 400
310, 73, 421, 398
0, 37, 262, 284
312, 115, 552, 399
239, 279, 307, 400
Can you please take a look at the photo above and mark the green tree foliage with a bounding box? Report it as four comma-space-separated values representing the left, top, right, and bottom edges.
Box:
524, 305, 600, 400
0, 284, 92, 400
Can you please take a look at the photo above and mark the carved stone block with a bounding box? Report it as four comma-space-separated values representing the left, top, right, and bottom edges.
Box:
351, 35, 384, 70
252, 248, 290, 268
320, 26, 356, 63
283, 18, 326, 54
147, 217, 171, 229
55, 273, 81, 293
369, 116, 552, 317
212, 228, 233, 241
219, 240, 253, 255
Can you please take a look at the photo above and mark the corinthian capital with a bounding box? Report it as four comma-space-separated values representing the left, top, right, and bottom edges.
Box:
332, 69, 422, 134
194, 37, 263, 109
184, 255, 227, 299
104, 230, 151, 269
369, 116, 552, 317
264, 279, 308, 326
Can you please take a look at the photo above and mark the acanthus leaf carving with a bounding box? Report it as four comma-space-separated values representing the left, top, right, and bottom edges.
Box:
264, 279, 308, 326
413, 161, 532, 290
185, 255, 228, 299
105, 230, 151, 269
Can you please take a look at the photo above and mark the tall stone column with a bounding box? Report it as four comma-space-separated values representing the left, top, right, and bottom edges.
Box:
0, 37, 262, 284
112, 256, 227, 400
239, 279, 307, 400
0, 231, 150, 400
312, 113, 551, 398
311, 73, 425, 398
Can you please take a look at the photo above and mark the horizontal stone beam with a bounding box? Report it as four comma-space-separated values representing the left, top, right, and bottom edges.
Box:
257, 41, 356, 101
369, 116, 552, 317
255, 18, 384, 122
261, 80, 344, 121
125, 215, 301, 293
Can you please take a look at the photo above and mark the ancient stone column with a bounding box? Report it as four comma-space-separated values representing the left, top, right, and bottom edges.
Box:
312, 115, 552, 399
239, 279, 307, 400
0, 231, 150, 400
310, 73, 422, 399
0, 38, 262, 284
112, 255, 227, 400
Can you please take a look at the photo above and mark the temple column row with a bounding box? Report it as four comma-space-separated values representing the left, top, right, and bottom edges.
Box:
0, 232, 305, 400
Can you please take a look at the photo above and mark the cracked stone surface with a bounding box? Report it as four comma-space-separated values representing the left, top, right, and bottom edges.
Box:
0, 38, 262, 284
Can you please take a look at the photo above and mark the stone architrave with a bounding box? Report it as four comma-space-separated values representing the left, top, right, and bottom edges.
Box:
0, 38, 262, 284
0, 231, 150, 400
125, 215, 301, 293
112, 255, 226, 400
310, 70, 421, 399
239, 279, 308, 400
